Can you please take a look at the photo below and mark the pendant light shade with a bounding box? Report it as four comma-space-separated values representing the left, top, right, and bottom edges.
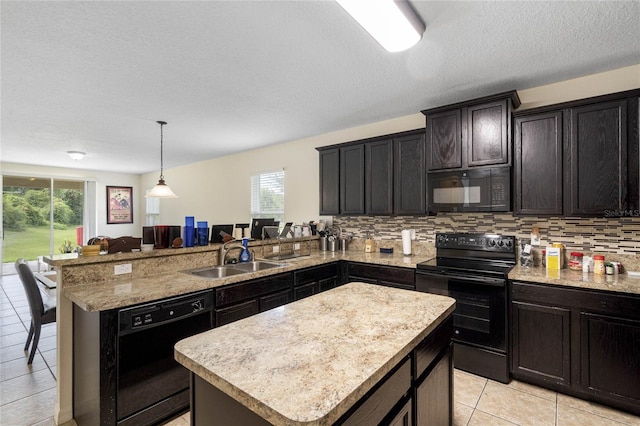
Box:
336, 0, 425, 52
146, 121, 178, 198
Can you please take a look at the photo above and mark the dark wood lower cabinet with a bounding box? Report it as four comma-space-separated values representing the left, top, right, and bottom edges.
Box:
259, 289, 292, 312
294, 262, 340, 301
511, 280, 640, 416
511, 301, 571, 388
216, 299, 259, 326
294, 281, 318, 300
415, 348, 452, 426
347, 262, 415, 290
580, 312, 640, 407
388, 397, 412, 426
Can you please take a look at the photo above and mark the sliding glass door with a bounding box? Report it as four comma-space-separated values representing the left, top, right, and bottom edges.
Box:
2, 175, 91, 274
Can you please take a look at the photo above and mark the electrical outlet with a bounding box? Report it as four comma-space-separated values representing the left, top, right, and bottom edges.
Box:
294, 243, 300, 250
114, 263, 132, 275
272, 246, 280, 253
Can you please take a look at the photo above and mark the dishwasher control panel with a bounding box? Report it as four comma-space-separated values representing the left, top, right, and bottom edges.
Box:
119, 291, 213, 333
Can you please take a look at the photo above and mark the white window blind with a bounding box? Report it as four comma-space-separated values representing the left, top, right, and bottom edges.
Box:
145, 190, 160, 225
251, 170, 285, 223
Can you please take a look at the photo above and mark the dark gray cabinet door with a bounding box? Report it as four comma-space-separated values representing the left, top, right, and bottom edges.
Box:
514, 111, 563, 215
319, 148, 340, 215
511, 301, 571, 387
426, 109, 462, 170
340, 144, 365, 214
566, 99, 627, 216
366, 139, 394, 215
580, 312, 640, 405
394, 132, 426, 214
467, 100, 510, 167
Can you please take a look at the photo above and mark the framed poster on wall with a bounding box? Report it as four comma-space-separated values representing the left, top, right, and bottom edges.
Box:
107, 186, 133, 224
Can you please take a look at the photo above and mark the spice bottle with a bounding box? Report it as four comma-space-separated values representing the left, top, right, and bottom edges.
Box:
593, 255, 605, 275
605, 262, 615, 275
569, 252, 584, 271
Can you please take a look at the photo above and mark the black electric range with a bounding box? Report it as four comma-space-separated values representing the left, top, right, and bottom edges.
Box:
416, 233, 516, 383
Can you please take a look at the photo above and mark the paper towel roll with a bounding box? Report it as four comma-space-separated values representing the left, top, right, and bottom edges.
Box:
402, 230, 412, 255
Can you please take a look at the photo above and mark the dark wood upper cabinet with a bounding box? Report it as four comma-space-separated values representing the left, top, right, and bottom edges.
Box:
318, 148, 339, 215
422, 91, 520, 172
318, 129, 425, 216
394, 132, 426, 214
513, 89, 640, 217
426, 109, 462, 170
467, 99, 510, 167
340, 144, 365, 215
513, 111, 563, 215
566, 99, 628, 216
366, 139, 394, 215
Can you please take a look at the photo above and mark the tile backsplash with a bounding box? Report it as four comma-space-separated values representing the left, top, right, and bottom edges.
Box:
333, 213, 640, 255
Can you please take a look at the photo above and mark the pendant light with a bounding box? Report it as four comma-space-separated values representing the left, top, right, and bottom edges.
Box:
146, 121, 178, 198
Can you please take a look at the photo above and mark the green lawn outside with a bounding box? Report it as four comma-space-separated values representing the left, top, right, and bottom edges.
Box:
3, 226, 79, 262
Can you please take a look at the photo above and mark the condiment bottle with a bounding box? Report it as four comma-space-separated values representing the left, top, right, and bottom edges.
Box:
364, 231, 375, 253
605, 262, 615, 275
593, 255, 605, 275
569, 252, 583, 271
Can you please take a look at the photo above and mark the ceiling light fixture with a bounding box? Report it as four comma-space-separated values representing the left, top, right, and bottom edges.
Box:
336, 0, 425, 52
67, 151, 86, 161
146, 121, 178, 198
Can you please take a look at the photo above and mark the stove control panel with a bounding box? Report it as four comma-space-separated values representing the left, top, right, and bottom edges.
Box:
435, 233, 515, 252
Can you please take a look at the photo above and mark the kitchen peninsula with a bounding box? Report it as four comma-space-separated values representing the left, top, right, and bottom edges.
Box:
175, 282, 456, 425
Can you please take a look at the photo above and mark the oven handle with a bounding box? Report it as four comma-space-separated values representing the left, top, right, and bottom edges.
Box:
416, 270, 505, 287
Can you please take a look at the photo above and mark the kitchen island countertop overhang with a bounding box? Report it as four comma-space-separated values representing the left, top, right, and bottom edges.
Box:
174, 282, 456, 425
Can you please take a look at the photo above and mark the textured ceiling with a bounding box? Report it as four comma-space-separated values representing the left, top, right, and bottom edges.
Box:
2, 1, 639, 175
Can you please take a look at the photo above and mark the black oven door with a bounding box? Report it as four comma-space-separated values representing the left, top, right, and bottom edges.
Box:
415, 270, 506, 351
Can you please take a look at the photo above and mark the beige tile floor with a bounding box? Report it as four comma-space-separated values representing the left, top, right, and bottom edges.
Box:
2, 272, 640, 426
453, 368, 640, 426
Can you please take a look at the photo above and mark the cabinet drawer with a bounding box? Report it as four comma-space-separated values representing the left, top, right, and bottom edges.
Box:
319, 277, 338, 292
259, 290, 292, 312
511, 281, 640, 317
348, 262, 415, 285
215, 300, 258, 327
341, 357, 411, 426
216, 273, 291, 307
294, 263, 338, 286
294, 282, 317, 301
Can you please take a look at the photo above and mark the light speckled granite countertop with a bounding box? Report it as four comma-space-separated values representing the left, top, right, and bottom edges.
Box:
174, 282, 456, 426
64, 250, 432, 312
509, 265, 640, 296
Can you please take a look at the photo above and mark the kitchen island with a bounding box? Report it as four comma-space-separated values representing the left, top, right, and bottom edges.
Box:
175, 282, 456, 425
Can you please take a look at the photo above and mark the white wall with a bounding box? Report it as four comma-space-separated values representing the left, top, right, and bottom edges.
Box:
141, 114, 426, 226
144, 65, 640, 227
0, 162, 142, 238
4, 65, 639, 236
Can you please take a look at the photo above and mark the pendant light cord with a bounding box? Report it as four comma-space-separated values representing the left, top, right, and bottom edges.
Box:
157, 120, 167, 181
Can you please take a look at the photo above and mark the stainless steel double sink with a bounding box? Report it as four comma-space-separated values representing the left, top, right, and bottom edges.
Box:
186, 260, 288, 279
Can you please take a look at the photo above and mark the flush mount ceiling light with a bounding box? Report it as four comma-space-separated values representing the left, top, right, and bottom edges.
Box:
146, 121, 178, 198
67, 151, 86, 161
336, 0, 425, 52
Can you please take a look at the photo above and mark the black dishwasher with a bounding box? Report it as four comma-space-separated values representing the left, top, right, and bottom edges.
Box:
117, 290, 214, 426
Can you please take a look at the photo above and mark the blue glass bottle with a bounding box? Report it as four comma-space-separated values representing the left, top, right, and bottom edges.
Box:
239, 238, 250, 263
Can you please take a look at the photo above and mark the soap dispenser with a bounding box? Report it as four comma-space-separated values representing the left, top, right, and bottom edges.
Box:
239, 238, 251, 263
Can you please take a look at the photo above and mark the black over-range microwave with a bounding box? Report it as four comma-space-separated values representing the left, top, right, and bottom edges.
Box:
427, 167, 510, 213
